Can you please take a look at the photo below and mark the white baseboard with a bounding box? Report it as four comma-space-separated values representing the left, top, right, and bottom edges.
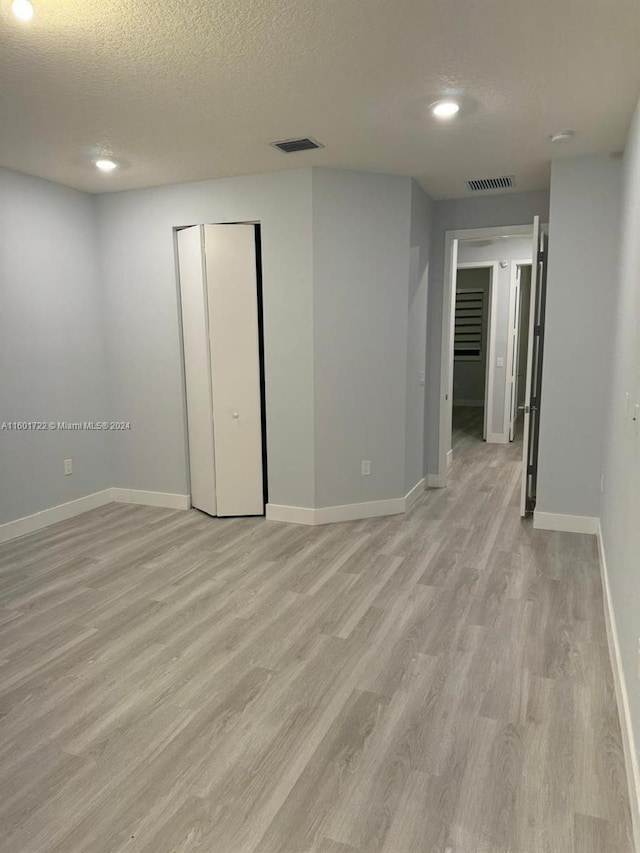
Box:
426, 473, 447, 488
111, 489, 190, 510
486, 432, 509, 445
446, 448, 453, 467
0, 489, 113, 544
267, 483, 424, 527
597, 521, 640, 850
0, 487, 191, 545
265, 504, 316, 525
453, 400, 484, 407
533, 511, 599, 534
404, 478, 425, 510
314, 497, 405, 525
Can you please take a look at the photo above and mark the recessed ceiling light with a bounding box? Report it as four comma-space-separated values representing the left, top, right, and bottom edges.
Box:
431, 100, 460, 119
12, 0, 34, 21
95, 159, 118, 172
550, 130, 575, 143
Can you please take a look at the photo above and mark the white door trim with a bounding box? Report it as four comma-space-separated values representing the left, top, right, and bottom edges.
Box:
438, 225, 534, 482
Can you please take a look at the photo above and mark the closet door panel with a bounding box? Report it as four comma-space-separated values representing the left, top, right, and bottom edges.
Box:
176, 226, 217, 516
204, 224, 264, 516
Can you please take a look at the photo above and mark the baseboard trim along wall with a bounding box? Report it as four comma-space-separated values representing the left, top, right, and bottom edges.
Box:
597, 521, 640, 850
0, 488, 191, 544
0, 489, 113, 544
486, 432, 509, 445
266, 479, 426, 526
426, 473, 446, 489
404, 477, 425, 510
111, 489, 191, 510
533, 511, 599, 534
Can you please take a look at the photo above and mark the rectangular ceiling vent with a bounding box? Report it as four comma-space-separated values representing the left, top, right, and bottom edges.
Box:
466, 175, 516, 192
270, 137, 324, 154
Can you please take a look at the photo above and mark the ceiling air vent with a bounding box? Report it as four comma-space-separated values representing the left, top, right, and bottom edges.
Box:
466, 175, 516, 192
270, 137, 324, 154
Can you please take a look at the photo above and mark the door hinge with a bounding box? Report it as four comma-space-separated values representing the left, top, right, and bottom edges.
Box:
534, 324, 542, 336
527, 464, 534, 474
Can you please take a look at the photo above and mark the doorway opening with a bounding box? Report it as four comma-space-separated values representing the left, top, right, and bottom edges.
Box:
438, 220, 547, 516
452, 263, 497, 445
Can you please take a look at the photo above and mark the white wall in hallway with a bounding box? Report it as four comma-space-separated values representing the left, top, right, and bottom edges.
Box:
0, 169, 111, 525
311, 168, 415, 507
405, 181, 433, 494
599, 99, 640, 827
536, 155, 622, 518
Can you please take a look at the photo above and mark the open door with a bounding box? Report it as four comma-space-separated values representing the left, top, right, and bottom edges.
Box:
204, 224, 265, 517
177, 223, 265, 518
177, 225, 218, 517
520, 218, 548, 515
507, 266, 522, 442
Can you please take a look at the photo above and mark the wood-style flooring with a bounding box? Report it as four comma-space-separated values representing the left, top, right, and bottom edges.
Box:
0, 407, 633, 852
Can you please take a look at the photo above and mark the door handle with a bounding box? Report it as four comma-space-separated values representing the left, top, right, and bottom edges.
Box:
232, 411, 239, 419
518, 405, 529, 413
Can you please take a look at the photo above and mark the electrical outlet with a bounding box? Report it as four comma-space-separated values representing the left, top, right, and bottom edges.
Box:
496, 357, 504, 368
361, 460, 371, 476
64, 459, 73, 476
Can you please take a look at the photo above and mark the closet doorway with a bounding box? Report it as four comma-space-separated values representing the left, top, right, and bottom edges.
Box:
176, 224, 267, 517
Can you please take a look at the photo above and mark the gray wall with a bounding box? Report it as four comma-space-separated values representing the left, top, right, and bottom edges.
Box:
457, 236, 533, 437
425, 191, 550, 474
96, 169, 315, 508
405, 181, 433, 493
0, 169, 111, 524
537, 155, 622, 517
453, 267, 490, 406
600, 100, 640, 796
311, 168, 413, 507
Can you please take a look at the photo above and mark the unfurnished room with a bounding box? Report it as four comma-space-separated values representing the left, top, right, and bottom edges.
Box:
1, 1, 640, 851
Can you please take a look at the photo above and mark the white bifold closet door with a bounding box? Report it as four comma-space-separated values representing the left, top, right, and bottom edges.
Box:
177, 224, 264, 517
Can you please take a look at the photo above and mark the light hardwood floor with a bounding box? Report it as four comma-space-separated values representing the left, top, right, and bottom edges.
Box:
0, 407, 633, 852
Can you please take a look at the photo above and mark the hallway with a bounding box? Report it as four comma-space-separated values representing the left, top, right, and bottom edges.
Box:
0, 413, 633, 852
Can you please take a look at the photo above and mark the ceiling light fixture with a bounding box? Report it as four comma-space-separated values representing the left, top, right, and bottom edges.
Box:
431, 100, 460, 119
550, 130, 575, 143
95, 158, 118, 172
12, 0, 34, 21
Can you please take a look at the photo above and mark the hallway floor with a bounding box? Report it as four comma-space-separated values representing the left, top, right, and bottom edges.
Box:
0, 410, 633, 852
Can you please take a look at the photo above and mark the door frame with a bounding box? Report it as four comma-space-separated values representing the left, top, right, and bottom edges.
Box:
454, 261, 499, 441
505, 259, 533, 442
438, 224, 534, 484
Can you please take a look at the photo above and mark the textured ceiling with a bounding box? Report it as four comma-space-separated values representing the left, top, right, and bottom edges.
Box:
1, 0, 639, 198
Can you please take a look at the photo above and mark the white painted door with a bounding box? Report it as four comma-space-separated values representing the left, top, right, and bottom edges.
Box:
520, 216, 548, 516
204, 224, 264, 516
177, 226, 217, 516
507, 266, 521, 442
